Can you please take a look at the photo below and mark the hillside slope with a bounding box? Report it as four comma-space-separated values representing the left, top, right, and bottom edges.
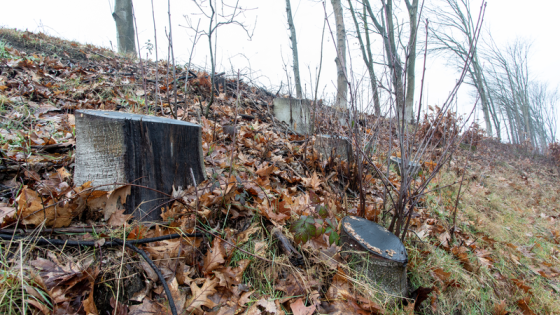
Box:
0, 28, 559, 315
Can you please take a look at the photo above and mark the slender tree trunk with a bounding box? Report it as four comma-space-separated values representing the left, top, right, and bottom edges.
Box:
471, 58, 493, 137
285, 0, 302, 99
331, 0, 348, 109
404, 0, 419, 123
113, 0, 136, 55
383, 0, 406, 118
348, 0, 380, 115
482, 73, 500, 140
363, 5, 381, 116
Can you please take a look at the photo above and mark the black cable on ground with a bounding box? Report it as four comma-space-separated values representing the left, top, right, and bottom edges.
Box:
0, 232, 205, 315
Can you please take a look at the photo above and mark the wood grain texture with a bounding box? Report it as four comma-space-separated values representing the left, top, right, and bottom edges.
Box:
75, 110, 205, 221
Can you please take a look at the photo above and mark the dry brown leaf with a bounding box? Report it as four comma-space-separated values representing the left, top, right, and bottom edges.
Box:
168, 277, 187, 315
290, 298, 316, 315
104, 185, 131, 220
254, 241, 267, 255
214, 259, 250, 287
431, 268, 451, 283
185, 277, 218, 313
107, 209, 132, 227
255, 298, 278, 313
16, 186, 84, 227
110, 297, 129, 315
237, 222, 260, 244
203, 238, 226, 276
83, 289, 98, 315
256, 164, 277, 177
302, 172, 321, 190
517, 298, 536, 315
238, 290, 254, 307
493, 300, 509, 315
129, 298, 165, 315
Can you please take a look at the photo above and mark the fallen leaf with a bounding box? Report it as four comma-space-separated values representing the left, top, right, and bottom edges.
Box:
517, 298, 535, 315
107, 209, 133, 227
493, 300, 509, 315
203, 238, 226, 275
104, 185, 131, 220
185, 277, 218, 313
290, 298, 316, 315
129, 298, 164, 315
302, 172, 321, 190
237, 222, 260, 244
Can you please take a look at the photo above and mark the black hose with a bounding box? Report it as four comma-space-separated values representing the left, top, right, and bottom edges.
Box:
0, 232, 204, 315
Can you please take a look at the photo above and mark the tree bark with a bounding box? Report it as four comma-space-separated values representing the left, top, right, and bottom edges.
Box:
348, 0, 381, 115
113, 0, 137, 55
364, 0, 406, 119
74, 110, 205, 221
404, 0, 419, 123
331, 0, 348, 109
285, 0, 302, 99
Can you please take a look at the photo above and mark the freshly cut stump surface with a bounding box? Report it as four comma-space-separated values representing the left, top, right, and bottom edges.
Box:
340, 216, 408, 298
74, 110, 205, 221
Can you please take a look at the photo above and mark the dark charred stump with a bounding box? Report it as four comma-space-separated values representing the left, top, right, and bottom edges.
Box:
74, 110, 205, 221
340, 216, 408, 299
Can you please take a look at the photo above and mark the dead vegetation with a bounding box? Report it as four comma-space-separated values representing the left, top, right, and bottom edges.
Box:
0, 28, 559, 315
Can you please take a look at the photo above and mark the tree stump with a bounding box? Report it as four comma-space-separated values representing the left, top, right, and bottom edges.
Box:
74, 110, 205, 221
273, 98, 312, 134
314, 134, 353, 162
390, 156, 421, 178
340, 216, 408, 298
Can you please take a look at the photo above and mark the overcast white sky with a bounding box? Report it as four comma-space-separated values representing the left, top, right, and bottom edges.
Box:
1, 0, 559, 133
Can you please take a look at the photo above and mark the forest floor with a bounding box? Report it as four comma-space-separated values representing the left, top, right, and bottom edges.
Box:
0, 28, 559, 315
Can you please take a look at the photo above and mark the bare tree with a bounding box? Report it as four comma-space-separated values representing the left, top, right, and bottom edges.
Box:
285, 0, 303, 99
113, 0, 137, 55
429, 0, 496, 137
331, 0, 348, 108
189, 0, 254, 117
485, 38, 557, 150
362, 0, 420, 122
347, 0, 381, 115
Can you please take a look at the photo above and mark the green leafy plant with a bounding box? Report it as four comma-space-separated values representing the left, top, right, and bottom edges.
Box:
290, 192, 340, 246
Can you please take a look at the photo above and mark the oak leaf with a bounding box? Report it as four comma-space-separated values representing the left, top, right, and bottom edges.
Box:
203, 238, 226, 275
290, 298, 316, 315
185, 277, 218, 313
302, 172, 321, 190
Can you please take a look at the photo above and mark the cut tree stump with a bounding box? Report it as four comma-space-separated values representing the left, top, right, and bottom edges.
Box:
74, 110, 205, 221
340, 216, 408, 298
273, 98, 312, 134
389, 156, 421, 178
314, 134, 353, 162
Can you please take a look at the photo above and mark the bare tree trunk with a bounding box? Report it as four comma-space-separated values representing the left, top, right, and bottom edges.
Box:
348, 0, 380, 115
404, 0, 419, 123
331, 0, 348, 109
285, 0, 302, 99
113, 0, 137, 55
364, 0, 406, 118
471, 60, 493, 137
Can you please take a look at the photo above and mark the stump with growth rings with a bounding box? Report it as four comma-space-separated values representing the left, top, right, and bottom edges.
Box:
74, 110, 205, 221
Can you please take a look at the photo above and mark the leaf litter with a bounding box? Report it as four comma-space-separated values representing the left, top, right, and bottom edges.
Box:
0, 28, 559, 314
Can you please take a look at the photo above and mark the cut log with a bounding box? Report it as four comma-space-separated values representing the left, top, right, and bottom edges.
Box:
314, 134, 353, 162
273, 98, 312, 135
74, 110, 205, 221
389, 156, 421, 178
340, 216, 408, 299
